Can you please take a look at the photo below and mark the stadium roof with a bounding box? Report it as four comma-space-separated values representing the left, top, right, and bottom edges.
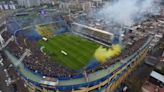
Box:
73, 22, 114, 36
150, 71, 164, 83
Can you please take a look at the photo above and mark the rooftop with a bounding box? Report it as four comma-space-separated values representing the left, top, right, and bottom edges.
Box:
142, 81, 164, 92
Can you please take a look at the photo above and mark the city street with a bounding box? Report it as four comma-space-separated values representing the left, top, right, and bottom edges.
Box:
0, 64, 13, 92
0, 54, 28, 92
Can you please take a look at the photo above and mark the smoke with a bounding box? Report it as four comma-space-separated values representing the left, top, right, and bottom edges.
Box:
97, 0, 161, 26
94, 34, 121, 63
94, 44, 121, 63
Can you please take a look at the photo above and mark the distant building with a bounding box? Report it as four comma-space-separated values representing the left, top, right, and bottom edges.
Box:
142, 71, 164, 92
58, 0, 103, 13
142, 54, 164, 92
17, 0, 55, 7
81, 1, 93, 12
149, 33, 163, 49
17, 0, 41, 7
142, 48, 164, 92
145, 56, 158, 66
142, 82, 164, 92
0, 1, 16, 10
40, 0, 53, 5
92, 0, 103, 8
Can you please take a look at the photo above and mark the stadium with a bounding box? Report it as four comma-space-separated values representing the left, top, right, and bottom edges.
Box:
0, 9, 154, 92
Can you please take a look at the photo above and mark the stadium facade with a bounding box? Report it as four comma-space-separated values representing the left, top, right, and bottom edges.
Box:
0, 16, 154, 92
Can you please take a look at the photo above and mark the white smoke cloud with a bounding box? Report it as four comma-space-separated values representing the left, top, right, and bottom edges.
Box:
97, 0, 161, 27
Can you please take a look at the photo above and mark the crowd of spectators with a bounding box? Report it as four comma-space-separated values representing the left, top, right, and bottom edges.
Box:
23, 46, 77, 78
2, 30, 149, 79
86, 36, 148, 73
14, 33, 80, 78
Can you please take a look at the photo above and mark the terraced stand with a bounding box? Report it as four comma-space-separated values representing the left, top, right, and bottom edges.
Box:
3, 35, 153, 92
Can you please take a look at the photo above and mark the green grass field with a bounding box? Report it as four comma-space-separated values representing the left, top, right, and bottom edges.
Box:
38, 33, 100, 70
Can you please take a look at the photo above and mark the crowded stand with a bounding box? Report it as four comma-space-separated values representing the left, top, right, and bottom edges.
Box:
86, 36, 148, 73
15, 34, 81, 78
1, 29, 149, 79
72, 27, 112, 46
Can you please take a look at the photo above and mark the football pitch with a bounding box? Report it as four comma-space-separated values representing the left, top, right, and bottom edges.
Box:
38, 33, 100, 70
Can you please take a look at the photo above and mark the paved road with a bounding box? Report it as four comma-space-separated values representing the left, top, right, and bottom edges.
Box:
0, 64, 14, 92
0, 53, 28, 92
